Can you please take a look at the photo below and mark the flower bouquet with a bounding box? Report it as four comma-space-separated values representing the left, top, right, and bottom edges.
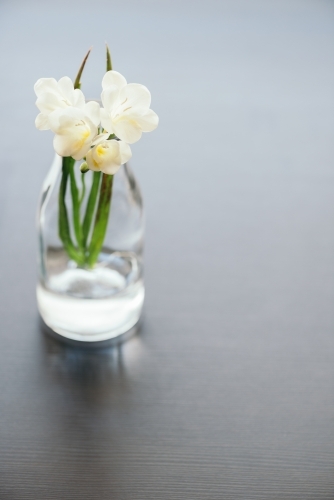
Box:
35, 46, 158, 342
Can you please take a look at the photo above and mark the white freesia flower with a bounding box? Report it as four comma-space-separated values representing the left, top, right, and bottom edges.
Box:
86, 139, 132, 175
34, 76, 87, 131
48, 104, 100, 160
100, 70, 159, 144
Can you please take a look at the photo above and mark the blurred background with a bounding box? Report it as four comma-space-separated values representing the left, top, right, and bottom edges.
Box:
0, 0, 334, 498
1, 0, 333, 328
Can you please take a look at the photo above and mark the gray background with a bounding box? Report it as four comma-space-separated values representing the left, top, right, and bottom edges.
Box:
0, 0, 333, 498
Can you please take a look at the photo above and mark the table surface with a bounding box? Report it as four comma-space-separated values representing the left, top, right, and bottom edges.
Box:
0, 1, 334, 498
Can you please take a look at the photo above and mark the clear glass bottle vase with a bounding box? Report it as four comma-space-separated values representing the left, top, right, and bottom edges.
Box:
36, 154, 144, 342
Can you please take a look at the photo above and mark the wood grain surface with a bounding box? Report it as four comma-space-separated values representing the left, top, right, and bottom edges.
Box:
0, 1, 333, 498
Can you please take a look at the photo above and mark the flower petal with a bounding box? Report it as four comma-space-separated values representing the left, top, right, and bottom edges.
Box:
101, 162, 121, 175
57, 76, 74, 103
131, 108, 159, 132
99, 141, 123, 174
102, 70, 127, 91
35, 113, 50, 130
92, 133, 110, 146
50, 108, 97, 159
84, 101, 101, 127
34, 78, 58, 97
72, 142, 92, 160
101, 86, 120, 112
53, 134, 74, 157
86, 149, 101, 171
48, 108, 72, 133
113, 119, 142, 144
36, 92, 65, 114
118, 141, 132, 164
73, 89, 85, 109
49, 107, 90, 133
86, 140, 129, 175
100, 107, 114, 133
119, 83, 151, 108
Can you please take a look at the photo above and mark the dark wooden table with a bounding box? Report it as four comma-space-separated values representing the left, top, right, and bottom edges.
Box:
0, 1, 333, 498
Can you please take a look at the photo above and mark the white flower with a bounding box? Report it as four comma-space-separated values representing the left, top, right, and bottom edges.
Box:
48, 103, 100, 160
100, 70, 159, 144
86, 139, 132, 175
34, 76, 87, 130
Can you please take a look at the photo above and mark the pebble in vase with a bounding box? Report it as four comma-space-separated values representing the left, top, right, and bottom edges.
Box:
35, 46, 159, 342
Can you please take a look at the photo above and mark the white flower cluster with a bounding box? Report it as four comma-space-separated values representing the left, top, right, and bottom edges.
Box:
34, 71, 158, 174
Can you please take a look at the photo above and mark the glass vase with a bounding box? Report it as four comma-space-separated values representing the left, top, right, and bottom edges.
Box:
36, 154, 144, 342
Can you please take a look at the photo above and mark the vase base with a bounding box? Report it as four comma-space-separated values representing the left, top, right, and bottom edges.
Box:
40, 317, 140, 348
36, 280, 144, 343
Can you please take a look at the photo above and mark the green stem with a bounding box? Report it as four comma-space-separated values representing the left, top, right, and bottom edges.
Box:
69, 162, 84, 251
58, 157, 84, 264
82, 171, 101, 248
79, 172, 86, 205
86, 174, 113, 267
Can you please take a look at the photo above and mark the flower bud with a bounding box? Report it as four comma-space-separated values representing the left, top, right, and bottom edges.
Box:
80, 161, 89, 173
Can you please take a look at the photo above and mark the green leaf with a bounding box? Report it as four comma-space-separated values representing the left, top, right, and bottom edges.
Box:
74, 48, 92, 90
106, 44, 112, 72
